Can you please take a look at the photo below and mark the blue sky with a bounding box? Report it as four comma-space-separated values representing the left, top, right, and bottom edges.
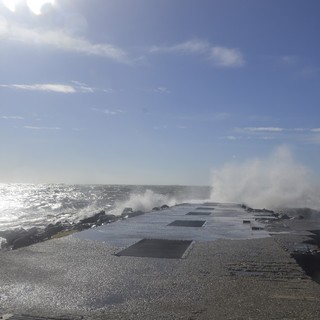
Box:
0, 0, 320, 185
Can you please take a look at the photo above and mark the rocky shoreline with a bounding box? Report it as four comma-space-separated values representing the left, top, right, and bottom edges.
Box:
0, 205, 170, 251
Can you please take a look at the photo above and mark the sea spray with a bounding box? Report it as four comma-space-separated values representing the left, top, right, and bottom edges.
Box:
114, 189, 177, 214
211, 146, 320, 209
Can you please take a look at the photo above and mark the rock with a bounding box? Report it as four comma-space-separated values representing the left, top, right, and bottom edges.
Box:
152, 207, 160, 211
161, 205, 170, 210
0, 210, 122, 251
251, 226, 264, 231
122, 208, 133, 215
80, 211, 106, 224
0, 228, 29, 245
97, 214, 116, 224
43, 224, 65, 239
12, 235, 37, 250
127, 211, 144, 218
279, 214, 290, 220
262, 209, 274, 214
74, 223, 92, 231
0, 237, 7, 249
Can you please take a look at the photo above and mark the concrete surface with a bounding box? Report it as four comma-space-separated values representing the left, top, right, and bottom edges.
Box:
0, 203, 319, 319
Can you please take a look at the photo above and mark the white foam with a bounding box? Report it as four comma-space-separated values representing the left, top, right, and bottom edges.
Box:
211, 146, 320, 210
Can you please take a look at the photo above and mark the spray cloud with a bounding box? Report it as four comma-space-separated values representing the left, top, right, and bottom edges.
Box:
211, 146, 320, 209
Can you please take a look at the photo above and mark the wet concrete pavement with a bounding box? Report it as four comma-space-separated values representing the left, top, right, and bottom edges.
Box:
0, 203, 320, 319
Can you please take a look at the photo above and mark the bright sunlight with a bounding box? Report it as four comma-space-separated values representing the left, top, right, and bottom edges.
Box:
2, 0, 55, 15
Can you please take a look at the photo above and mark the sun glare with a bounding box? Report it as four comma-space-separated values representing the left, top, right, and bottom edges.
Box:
2, 0, 55, 15
2, 0, 21, 12
27, 0, 55, 15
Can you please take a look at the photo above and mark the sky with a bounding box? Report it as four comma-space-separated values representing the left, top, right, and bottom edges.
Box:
0, 0, 320, 186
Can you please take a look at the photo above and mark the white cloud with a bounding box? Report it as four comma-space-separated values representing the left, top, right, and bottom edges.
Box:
150, 39, 210, 54
150, 39, 245, 68
24, 126, 61, 130
92, 108, 124, 115
0, 20, 129, 63
1, 83, 76, 93
0, 81, 103, 93
210, 47, 245, 67
153, 87, 171, 94
244, 127, 284, 132
1, 115, 24, 119
219, 135, 239, 140
311, 128, 320, 132
2, 0, 55, 15
281, 55, 298, 65
104, 109, 117, 115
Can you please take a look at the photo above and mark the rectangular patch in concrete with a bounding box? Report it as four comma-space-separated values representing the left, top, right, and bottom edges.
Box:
167, 220, 205, 227
187, 212, 211, 216
116, 239, 193, 259
196, 207, 215, 210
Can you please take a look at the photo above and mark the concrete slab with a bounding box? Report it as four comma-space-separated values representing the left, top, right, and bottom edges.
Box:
73, 203, 270, 247
0, 203, 319, 319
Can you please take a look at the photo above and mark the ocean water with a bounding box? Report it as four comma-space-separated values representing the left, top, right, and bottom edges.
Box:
0, 184, 211, 231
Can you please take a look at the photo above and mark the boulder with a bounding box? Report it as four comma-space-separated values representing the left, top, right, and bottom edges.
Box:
122, 208, 133, 215
0, 237, 7, 249
43, 224, 65, 239
0, 228, 29, 245
127, 211, 144, 218
12, 235, 37, 250
80, 211, 106, 224
161, 205, 170, 210
97, 214, 116, 224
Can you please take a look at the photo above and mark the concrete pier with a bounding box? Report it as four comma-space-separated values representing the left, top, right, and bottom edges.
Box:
1, 203, 319, 319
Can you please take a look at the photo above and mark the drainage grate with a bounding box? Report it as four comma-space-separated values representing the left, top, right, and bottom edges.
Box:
116, 239, 193, 259
187, 212, 211, 216
167, 220, 205, 227
196, 207, 215, 210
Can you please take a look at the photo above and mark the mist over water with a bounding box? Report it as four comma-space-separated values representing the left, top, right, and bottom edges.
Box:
211, 146, 320, 210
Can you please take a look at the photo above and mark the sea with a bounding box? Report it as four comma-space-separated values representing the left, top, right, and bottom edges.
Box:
0, 183, 211, 232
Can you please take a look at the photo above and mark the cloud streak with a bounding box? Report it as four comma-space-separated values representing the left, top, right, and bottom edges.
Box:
0, 81, 107, 94
1, 83, 76, 93
244, 127, 284, 132
92, 108, 125, 116
24, 126, 61, 130
231, 126, 320, 145
150, 39, 245, 68
1, 115, 24, 120
0, 20, 129, 63
153, 87, 171, 94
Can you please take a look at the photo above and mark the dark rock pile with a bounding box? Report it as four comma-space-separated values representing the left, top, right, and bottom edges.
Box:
0, 210, 116, 251
0, 204, 171, 251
